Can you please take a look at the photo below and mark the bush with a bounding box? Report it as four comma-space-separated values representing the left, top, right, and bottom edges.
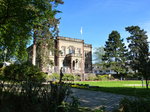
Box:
97, 75, 114, 81
47, 73, 81, 81
3, 62, 46, 82
63, 74, 74, 81
74, 75, 81, 81
0, 81, 75, 112
51, 73, 60, 81
114, 98, 150, 112
86, 74, 98, 81
88, 75, 98, 81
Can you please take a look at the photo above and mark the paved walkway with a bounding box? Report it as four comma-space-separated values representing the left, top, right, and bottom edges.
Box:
69, 88, 133, 112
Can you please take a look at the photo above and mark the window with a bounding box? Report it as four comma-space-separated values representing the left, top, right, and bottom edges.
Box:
85, 51, 87, 57
77, 48, 81, 56
68, 46, 75, 54
61, 46, 66, 56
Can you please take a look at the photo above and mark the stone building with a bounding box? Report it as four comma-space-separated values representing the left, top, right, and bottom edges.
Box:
28, 36, 92, 75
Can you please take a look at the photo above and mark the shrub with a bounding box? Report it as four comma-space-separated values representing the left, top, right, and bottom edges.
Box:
51, 73, 60, 81
0, 81, 75, 112
46, 73, 80, 82
63, 74, 74, 81
87, 74, 98, 81
97, 75, 109, 81
97, 75, 114, 81
114, 98, 150, 112
88, 75, 98, 81
3, 62, 46, 82
74, 75, 81, 81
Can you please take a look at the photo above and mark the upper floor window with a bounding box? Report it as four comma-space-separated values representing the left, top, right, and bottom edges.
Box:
77, 48, 81, 56
85, 51, 91, 58
61, 46, 66, 56
85, 51, 87, 57
68, 46, 75, 54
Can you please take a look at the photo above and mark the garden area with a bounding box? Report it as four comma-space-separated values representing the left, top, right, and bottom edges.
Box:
1, 62, 150, 112
1, 0, 150, 111
72, 80, 150, 98
45, 73, 150, 98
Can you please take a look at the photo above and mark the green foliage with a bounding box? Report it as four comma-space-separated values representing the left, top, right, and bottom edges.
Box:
126, 26, 150, 89
85, 74, 114, 81
0, 81, 75, 112
114, 98, 150, 112
36, 38, 54, 68
78, 107, 105, 112
59, 96, 80, 112
74, 75, 81, 81
73, 81, 150, 98
0, 67, 5, 80
125, 73, 141, 80
88, 75, 98, 81
0, 0, 63, 62
97, 75, 114, 81
3, 62, 46, 81
52, 73, 60, 80
103, 31, 127, 75
45, 73, 60, 82
63, 74, 74, 81
46, 73, 80, 81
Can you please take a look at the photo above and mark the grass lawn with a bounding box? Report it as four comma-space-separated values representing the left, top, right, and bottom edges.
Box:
73, 80, 150, 98
74, 80, 146, 88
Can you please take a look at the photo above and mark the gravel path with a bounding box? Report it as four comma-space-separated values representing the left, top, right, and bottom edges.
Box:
70, 88, 133, 112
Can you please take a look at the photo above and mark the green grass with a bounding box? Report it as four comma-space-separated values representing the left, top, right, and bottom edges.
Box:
74, 80, 146, 88
73, 80, 150, 98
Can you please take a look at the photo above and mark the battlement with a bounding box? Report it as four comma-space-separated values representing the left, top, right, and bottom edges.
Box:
56, 36, 84, 43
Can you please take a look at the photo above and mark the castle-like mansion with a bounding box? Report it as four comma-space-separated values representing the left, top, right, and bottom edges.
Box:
29, 36, 92, 75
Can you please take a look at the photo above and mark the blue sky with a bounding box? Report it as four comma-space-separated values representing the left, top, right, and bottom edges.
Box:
57, 0, 150, 49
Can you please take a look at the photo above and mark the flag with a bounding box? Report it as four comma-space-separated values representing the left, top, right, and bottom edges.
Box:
80, 27, 83, 35
57, 24, 59, 29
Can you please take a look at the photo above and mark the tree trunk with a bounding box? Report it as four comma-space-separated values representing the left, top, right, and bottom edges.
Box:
32, 34, 36, 66
145, 77, 149, 89
32, 44, 36, 65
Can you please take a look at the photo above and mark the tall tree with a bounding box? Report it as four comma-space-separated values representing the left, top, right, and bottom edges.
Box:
103, 31, 127, 77
0, 0, 63, 63
0, 0, 34, 62
126, 26, 150, 89
31, 0, 63, 65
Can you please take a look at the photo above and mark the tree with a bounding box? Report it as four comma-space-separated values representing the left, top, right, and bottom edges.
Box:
94, 46, 105, 64
0, 0, 63, 63
31, 0, 63, 65
103, 31, 127, 77
0, 0, 34, 62
126, 26, 150, 89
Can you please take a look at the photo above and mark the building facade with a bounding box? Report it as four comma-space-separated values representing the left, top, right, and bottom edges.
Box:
28, 36, 92, 75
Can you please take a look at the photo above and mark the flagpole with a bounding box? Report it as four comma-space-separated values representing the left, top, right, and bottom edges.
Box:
80, 26, 85, 80
80, 27, 83, 40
